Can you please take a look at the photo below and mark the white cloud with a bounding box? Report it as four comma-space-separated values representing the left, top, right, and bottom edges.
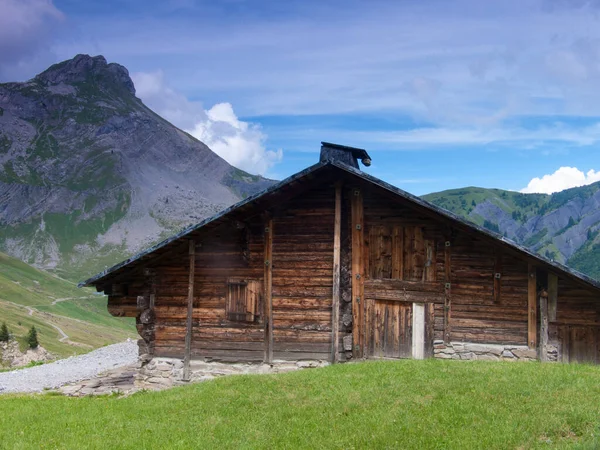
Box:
131, 71, 282, 175
521, 167, 600, 194
187, 103, 282, 176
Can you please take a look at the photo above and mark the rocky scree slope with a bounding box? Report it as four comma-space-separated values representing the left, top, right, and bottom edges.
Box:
0, 55, 275, 281
422, 183, 600, 280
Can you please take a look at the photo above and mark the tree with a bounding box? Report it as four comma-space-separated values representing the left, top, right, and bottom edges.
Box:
0, 322, 9, 342
26, 326, 39, 349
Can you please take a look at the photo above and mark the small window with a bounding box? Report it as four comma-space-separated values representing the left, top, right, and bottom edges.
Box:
226, 279, 262, 322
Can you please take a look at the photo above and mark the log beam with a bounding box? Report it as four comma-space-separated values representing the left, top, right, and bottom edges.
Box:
331, 182, 342, 363
548, 273, 558, 322
264, 215, 274, 363
539, 290, 549, 362
444, 239, 452, 343
183, 239, 195, 380
351, 188, 364, 358
528, 264, 537, 349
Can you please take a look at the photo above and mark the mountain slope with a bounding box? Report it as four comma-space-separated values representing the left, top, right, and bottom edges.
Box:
0, 55, 275, 281
0, 251, 134, 359
422, 182, 600, 279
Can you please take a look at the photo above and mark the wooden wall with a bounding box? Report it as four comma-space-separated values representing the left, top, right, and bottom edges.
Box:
104, 173, 600, 364
271, 185, 335, 361
550, 277, 600, 363
361, 185, 530, 349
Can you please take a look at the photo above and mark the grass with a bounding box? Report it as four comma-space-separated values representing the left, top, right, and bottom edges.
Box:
0, 252, 135, 359
1, 360, 600, 449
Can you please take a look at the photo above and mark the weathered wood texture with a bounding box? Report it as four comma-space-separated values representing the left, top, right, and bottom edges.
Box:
271, 186, 335, 361
549, 277, 600, 363
361, 189, 530, 347
365, 300, 412, 358
331, 183, 342, 362
103, 173, 600, 364
183, 240, 195, 380
528, 264, 537, 349
351, 187, 365, 358
264, 216, 273, 363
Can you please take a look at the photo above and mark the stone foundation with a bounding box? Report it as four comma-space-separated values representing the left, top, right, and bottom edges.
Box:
135, 358, 329, 390
433, 341, 538, 361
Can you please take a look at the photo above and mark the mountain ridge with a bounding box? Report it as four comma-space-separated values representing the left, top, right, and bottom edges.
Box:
422, 181, 600, 280
0, 54, 276, 281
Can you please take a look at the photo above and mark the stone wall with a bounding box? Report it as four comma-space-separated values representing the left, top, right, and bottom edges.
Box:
136, 358, 329, 390
433, 341, 538, 361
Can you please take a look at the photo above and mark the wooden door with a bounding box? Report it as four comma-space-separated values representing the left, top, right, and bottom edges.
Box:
558, 325, 600, 364
366, 300, 412, 358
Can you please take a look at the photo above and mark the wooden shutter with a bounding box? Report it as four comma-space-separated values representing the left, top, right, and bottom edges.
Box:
226, 279, 262, 322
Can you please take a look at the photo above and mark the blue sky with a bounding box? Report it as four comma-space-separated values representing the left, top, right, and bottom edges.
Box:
3, 0, 600, 194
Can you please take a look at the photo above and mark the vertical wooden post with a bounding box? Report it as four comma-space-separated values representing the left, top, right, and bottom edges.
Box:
528, 264, 538, 350
351, 188, 364, 358
331, 183, 342, 363
539, 292, 549, 362
548, 273, 558, 322
493, 249, 502, 304
444, 239, 452, 344
264, 216, 274, 363
183, 239, 195, 381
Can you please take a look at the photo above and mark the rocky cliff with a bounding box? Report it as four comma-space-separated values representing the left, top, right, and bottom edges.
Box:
0, 55, 275, 280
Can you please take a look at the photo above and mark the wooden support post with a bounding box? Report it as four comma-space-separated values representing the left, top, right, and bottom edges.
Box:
264, 216, 274, 364
444, 239, 452, 343
548, 273, 558, 322
528, 264, 538, 350
351, 188, 364, 358
539, 291, 549, 362
183, 239, 195, 381
331, 183, 342, 363
493, 249, 502, 304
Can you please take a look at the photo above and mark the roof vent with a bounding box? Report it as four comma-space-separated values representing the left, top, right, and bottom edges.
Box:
319, 142, 372, 170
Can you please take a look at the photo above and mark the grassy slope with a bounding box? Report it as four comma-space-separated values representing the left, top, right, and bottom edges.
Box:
423, 184, 600, 279
422, 186, 550, 227
2, 360, 600, 449
0, 252, 134, 358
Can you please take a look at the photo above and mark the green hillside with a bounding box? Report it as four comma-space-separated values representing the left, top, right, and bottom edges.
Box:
422, 182, 600, 280
0, 252, 134, 360
422, 187, 550, 227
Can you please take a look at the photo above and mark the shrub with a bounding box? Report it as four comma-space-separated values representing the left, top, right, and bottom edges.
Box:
26, 326, 39, 349
0, 322, 9, 342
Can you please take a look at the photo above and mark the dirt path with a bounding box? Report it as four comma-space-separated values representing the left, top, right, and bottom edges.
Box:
2, 300, 90, 347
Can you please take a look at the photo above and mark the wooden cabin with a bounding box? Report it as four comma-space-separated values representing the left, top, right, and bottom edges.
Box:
81, 142, 600, 375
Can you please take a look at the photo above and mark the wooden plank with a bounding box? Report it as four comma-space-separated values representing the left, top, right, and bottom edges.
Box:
331, 182, 342, 363
528, 264, 537, 350
351, 187, 365, 358
412, 302, 425, 359
444, 239, 451, 343
493, 249, 502, 304
364, 279, 444, 293
539, 293, 548, 362
264, 215, 274, 363
424, 239, 436, 282
183, 239, 195, 381
425, 302, 435, 357
392, 226, 404, 280
548, 273, 558, 322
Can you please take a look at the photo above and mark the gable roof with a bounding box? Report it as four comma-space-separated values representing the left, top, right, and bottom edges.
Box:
80, 160, 600, 292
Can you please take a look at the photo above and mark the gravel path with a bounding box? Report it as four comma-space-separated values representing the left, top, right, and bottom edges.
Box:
0, 340, 138, 394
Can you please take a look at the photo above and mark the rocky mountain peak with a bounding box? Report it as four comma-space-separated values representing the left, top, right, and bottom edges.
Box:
33, 54, 136, 96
